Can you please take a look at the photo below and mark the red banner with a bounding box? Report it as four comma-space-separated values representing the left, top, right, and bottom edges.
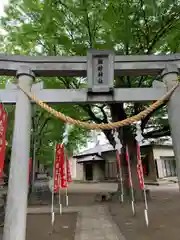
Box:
66, 155, 72, 183
136, 143, 145, 189
59, 144, 67, 189
53, 144, 62, 193
53, 144, 67, 192
0, 105, 7, 179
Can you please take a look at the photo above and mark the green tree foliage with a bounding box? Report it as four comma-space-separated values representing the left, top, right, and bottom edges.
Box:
31, 105, 89, 167
1, 0, 180, 142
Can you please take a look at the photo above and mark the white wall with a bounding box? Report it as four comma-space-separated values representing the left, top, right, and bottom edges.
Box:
153, 147, 175, 178
153, 147, 174, 159
69, 157, 84, 181
69, 158, 105, 181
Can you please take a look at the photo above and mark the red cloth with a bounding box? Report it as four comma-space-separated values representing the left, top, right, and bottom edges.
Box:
136, 143, 145, 189
59, 144, 67, 189
66, 155, 72, 183
53, 144, 62, 192
125, 148, 133, 187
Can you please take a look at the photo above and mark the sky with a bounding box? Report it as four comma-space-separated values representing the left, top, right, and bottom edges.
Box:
0, 0, 8, 16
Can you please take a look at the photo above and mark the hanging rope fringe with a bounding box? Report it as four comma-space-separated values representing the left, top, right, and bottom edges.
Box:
17, 79, 179, 130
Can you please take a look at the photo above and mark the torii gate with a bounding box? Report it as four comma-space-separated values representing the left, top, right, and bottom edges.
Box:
1, 50, 180, 240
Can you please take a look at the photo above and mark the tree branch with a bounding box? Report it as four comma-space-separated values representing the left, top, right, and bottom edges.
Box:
94, 105, 108, 123
81, 105, 103, 124
139, 0, 149, 47
141, 102, 166, 131
38, 117, 51, 136
56, 0, 71, 12
82, 0, 93, 47
147, 13, 179, 53
143, 125, 170, 139
57, 76, 72, 89
36, 117, 51, 154
103, 129, 116, 148
138, 76, 146, 87
126, 76, 131, 87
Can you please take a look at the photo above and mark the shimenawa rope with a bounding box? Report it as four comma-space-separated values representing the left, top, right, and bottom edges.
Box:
17, 80, 179, 130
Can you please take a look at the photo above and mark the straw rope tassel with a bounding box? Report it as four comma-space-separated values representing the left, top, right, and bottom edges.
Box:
17, 80, 179, 130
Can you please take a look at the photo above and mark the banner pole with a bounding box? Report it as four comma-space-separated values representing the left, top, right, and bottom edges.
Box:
115, 150, 124, 203
113, 129, 124, 203
51, 142, 56, 230
62, 124, 71, 207
65, 185, 68, 207
65, 153, 69, 207
125, 145, 136, 216
135, 123, 149, 227
58, 174, 62, 214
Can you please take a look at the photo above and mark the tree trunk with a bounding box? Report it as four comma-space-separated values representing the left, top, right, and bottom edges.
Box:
104, 103, 146, 201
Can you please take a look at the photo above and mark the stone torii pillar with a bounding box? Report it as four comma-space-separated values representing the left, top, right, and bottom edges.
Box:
161, 65, 180, 189
3, 67, 34, 240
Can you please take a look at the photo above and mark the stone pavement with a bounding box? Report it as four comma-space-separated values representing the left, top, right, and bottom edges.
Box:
28, 204, 126, 240
74, 205, 126, 240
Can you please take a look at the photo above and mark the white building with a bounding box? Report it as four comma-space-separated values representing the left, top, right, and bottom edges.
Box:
70, 143, 176, 182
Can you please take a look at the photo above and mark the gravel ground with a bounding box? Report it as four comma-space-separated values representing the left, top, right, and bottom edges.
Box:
108, 188, 180, 240
26, 212, 77, 240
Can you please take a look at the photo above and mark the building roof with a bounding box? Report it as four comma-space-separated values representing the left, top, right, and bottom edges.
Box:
77, 154, 104, 163
74, 143, 113, 158
74, 142, 172, 158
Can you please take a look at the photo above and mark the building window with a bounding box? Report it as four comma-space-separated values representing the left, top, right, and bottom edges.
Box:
161, 158, 176, 177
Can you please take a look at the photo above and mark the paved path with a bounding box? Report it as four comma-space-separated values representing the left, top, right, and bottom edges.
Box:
75, 205, 126, 240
